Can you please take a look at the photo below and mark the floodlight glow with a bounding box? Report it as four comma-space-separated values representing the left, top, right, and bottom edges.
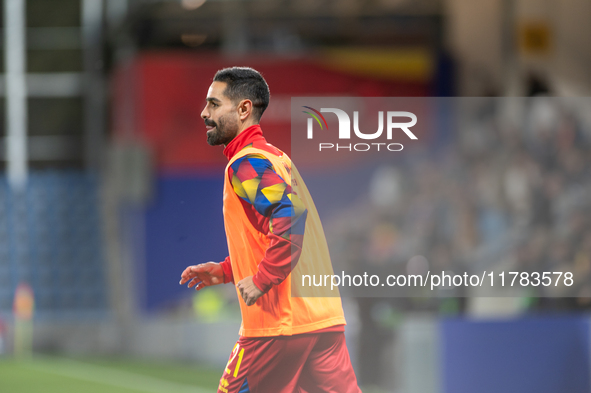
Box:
181, 0, 207, 10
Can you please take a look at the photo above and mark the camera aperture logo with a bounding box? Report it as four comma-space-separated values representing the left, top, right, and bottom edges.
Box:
302, 106, 417, 152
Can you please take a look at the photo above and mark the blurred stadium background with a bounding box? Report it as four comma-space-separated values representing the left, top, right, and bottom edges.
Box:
0, 0, 590, 392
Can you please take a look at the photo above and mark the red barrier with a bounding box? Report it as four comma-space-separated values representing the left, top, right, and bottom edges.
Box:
111, 52, 430, 171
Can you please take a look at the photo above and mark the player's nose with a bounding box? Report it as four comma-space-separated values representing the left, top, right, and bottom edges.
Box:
201, 105, 209, 119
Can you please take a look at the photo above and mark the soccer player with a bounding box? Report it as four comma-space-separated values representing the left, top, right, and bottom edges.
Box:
179, 67, 361, 393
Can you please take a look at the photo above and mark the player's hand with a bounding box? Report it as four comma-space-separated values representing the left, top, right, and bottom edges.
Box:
179, 262, 224, 290
236, 276, 264, 306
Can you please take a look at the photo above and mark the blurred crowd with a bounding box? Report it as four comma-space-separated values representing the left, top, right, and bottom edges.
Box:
330, 97, 591, 309
325, 98, 591, 389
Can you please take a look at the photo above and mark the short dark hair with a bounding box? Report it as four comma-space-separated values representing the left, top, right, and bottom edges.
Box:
213, 67, 270, 121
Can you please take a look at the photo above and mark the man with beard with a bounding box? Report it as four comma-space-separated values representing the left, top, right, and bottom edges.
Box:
179, 67, 360, 393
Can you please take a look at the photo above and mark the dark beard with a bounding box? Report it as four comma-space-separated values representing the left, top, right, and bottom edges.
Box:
206, 114, 238, 146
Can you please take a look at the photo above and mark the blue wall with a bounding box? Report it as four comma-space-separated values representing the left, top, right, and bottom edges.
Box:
442, 316, 591, 393
141, 175, 228, 311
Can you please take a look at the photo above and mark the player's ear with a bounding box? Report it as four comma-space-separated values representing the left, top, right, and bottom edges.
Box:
237, 99, 252, 121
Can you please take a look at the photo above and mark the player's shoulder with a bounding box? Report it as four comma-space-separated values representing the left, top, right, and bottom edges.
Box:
233, 152, 273, 166
228, 152, 274, 178
252, 140, 283, 157
228, 140, 289, 175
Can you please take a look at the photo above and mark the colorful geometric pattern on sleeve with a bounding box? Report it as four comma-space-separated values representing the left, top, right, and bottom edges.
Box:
228, 154, 307, 240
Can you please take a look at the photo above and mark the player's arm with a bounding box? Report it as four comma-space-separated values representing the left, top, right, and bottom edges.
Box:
219, 256, 234, 284
179, 256, 234, 290
229, 154, 307, 304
